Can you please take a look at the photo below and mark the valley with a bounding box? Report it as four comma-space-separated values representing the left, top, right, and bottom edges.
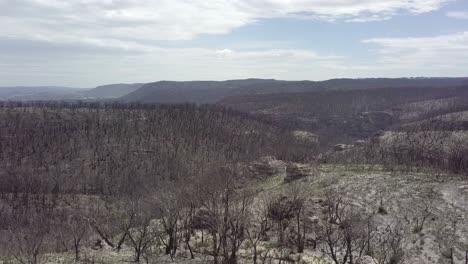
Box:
1, 79, 467, 264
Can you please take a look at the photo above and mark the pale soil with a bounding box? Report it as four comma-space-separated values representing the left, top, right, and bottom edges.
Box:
2, 166, 467, 264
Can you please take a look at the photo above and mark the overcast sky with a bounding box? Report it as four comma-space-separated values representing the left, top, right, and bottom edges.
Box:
1, 0, 468, 87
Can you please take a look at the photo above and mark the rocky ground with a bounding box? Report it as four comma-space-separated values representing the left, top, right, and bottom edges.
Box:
4, 162, 467, 264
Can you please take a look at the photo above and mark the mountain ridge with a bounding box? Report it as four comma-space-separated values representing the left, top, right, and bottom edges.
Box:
121, 77, 468, 104
2, 77, 468, 102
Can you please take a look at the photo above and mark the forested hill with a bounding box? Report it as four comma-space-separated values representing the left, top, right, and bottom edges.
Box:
220, 85, 468, 144
2, 77, 467, 103
83, 83, 144, 99
120, 79, 279, 103
120, 77, 468, 104
0, 102, 313, 196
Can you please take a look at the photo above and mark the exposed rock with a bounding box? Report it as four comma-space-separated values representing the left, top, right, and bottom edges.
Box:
334, 144, 349, 152
288, 252, 302, 262
373, 130, 386, 137
354, 140, 368, 147
360, 111, 395, 129
370, 130, 386, 144
292, 130, 319, 143
285, 163, 316, 182
248, 156, 286, 177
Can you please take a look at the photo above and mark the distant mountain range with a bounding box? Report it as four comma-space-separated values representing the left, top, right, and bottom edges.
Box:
83, 83, 144, 99
1, 77, 468, 103
0, 86, 86, 101
120, 77, 468, 104
120, 79, 279, 103
0, 83, 143, 101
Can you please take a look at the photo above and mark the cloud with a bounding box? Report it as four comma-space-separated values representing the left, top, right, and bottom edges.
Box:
446, 11, 468, 19
0, 45, 358, 86
215, 49, 234, 57
0, 0, 462, 86
1, 36, 465, 87
363, 31, 468, 69
0, 0, 452, 48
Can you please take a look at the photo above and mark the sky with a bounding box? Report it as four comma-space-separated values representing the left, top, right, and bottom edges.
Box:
0, 0, 468, 87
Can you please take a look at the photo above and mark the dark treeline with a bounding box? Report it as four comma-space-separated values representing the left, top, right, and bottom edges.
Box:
222, 85, 468, 149
221, 85, 468, 136
222, 85, 468, 118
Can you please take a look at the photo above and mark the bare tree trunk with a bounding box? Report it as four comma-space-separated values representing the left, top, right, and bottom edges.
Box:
279, 221, 284, 245
186, 239, 194, 259
450, 248, 454, 264
165, 227, 174, 255
222, 191, 230, 263
74, 238, 81, 261
90, 223, 115, 248
253, 244, 258, 264
229, 246, 238, 264
116, 232, 127, 251
212, 232, 219, 264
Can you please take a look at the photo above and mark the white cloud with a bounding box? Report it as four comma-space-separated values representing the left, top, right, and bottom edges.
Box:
0, 0, 463, 86
446, 11, 468, 19
0, 0, 452, 47
363, 31, 468, 69
1, 37, 465, 87
0, 45, 359, 86
215, 49, 234, 57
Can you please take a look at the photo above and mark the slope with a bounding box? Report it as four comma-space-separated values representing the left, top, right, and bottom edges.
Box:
0, 86, 86, 101
83, 83, 145, 99
120, 77, 468, 104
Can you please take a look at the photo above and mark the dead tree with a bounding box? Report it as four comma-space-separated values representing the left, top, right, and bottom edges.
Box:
267, 195, 303, 246
319, 193, 375, 264
225, 189, 253, 264
122, 198, 157, 263
7, 208, 52, 264
436, 208, 461, 264
197, 164, 253, 264
87, 198, 128, 251
409, 200, 433, 234
246, 196, 271, 264
371, 221, 406, 264
58, 210, 89, 261
154, 182, 189, 259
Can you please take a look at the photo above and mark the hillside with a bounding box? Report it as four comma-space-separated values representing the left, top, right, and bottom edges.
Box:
121, 78, 468, 104
83, 83, 145, 99
220, 85, 468, 145
3, 0, 468, 262
120, 79, 279, 104
3, 162, 468, 264
0, 102, 315, 196
0, 86, 86, 101
0, 84, 145, 101
1, 95, 467, 264
2, 78, 467, 104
